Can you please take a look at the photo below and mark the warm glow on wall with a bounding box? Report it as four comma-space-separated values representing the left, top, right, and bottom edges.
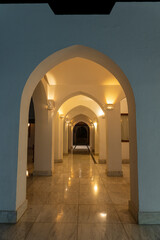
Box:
106, 98, 114, 104
46, 72, 57, 85
26, 170, 29, 177
58, 109, 63, 115
94, 122, 97, 128
48, 95, 54, 101
98, 109, 105, 117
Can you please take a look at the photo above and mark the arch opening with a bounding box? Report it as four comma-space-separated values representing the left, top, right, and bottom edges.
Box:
17, 45, 138, 223
73, 122, 90, 146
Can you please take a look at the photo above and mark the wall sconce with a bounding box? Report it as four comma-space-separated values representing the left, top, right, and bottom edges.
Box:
94, 122, 97, 128
105, 103, 114, 110
65, 120, 70, 124
47, 100, 55, 111
60, 114, 64, 119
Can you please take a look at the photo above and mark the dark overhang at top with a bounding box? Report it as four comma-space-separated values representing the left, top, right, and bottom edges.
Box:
0, 1, 158, 15
0, 0, 115, 14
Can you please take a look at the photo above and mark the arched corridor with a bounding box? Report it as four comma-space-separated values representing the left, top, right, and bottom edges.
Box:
14, 45, 138, 230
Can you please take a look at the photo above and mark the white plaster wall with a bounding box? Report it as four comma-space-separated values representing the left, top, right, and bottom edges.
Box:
1, 2, 160, 215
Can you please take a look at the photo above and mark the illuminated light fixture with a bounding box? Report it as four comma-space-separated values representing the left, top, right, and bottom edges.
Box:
94, 122, 97, 128
106, 104, 114, 110
26, 170, 29, 177
47, 99, 55, 110
28, 123, 30, 127
105, 103, 114, 110
60, 114, 64, 119
65, 120, 70, 124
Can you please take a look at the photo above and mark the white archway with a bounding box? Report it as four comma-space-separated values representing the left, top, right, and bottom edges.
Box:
17, 45, 138, 222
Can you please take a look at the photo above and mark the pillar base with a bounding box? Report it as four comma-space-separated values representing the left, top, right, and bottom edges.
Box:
129, 200, 138, 223
129, 200, 160, 224
122, 159, 129, 164
107, 170, 123, 177
94, 153, 99, 156
54, 159, 63, 163
63, 153, 68, 156
33, 170, 52, 176
138, 211, 160, 224
0, 200, 28, 223
98, 159, 106, 164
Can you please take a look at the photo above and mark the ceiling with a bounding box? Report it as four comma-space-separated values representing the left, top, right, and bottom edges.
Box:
46, 57, 120, 86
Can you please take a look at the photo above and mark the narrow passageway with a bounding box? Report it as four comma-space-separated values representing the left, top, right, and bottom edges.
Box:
22, 152, 134, 240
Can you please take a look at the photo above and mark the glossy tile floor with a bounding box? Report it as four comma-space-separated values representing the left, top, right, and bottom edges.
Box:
1, 149, 160, 239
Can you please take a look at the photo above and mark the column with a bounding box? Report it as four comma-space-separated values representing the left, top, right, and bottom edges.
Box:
106, 102, 123, 176
94, 122, 99, 155
89, 126, 93, 152
98, 116, 107, 164
68, 124, 71, 152
71, 125, 73, 149
57, 115, 64, 162
34, 107, 53, 176
63, 122, 69, 155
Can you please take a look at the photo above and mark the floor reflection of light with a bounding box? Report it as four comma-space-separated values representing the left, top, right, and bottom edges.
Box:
79, 168, 82, 178
94, 184, 98, 193
56, 210, 63, 221
100, 212, 107, 218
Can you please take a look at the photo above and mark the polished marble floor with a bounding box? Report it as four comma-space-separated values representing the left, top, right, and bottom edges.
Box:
0, 150, 160, 239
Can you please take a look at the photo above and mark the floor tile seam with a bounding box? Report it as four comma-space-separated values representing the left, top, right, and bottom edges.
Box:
78, 222, 127, 225
113, 204, 125, 224
35, 220, 79, 224
24, 221, 35, 240
121, 223, 131, 240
